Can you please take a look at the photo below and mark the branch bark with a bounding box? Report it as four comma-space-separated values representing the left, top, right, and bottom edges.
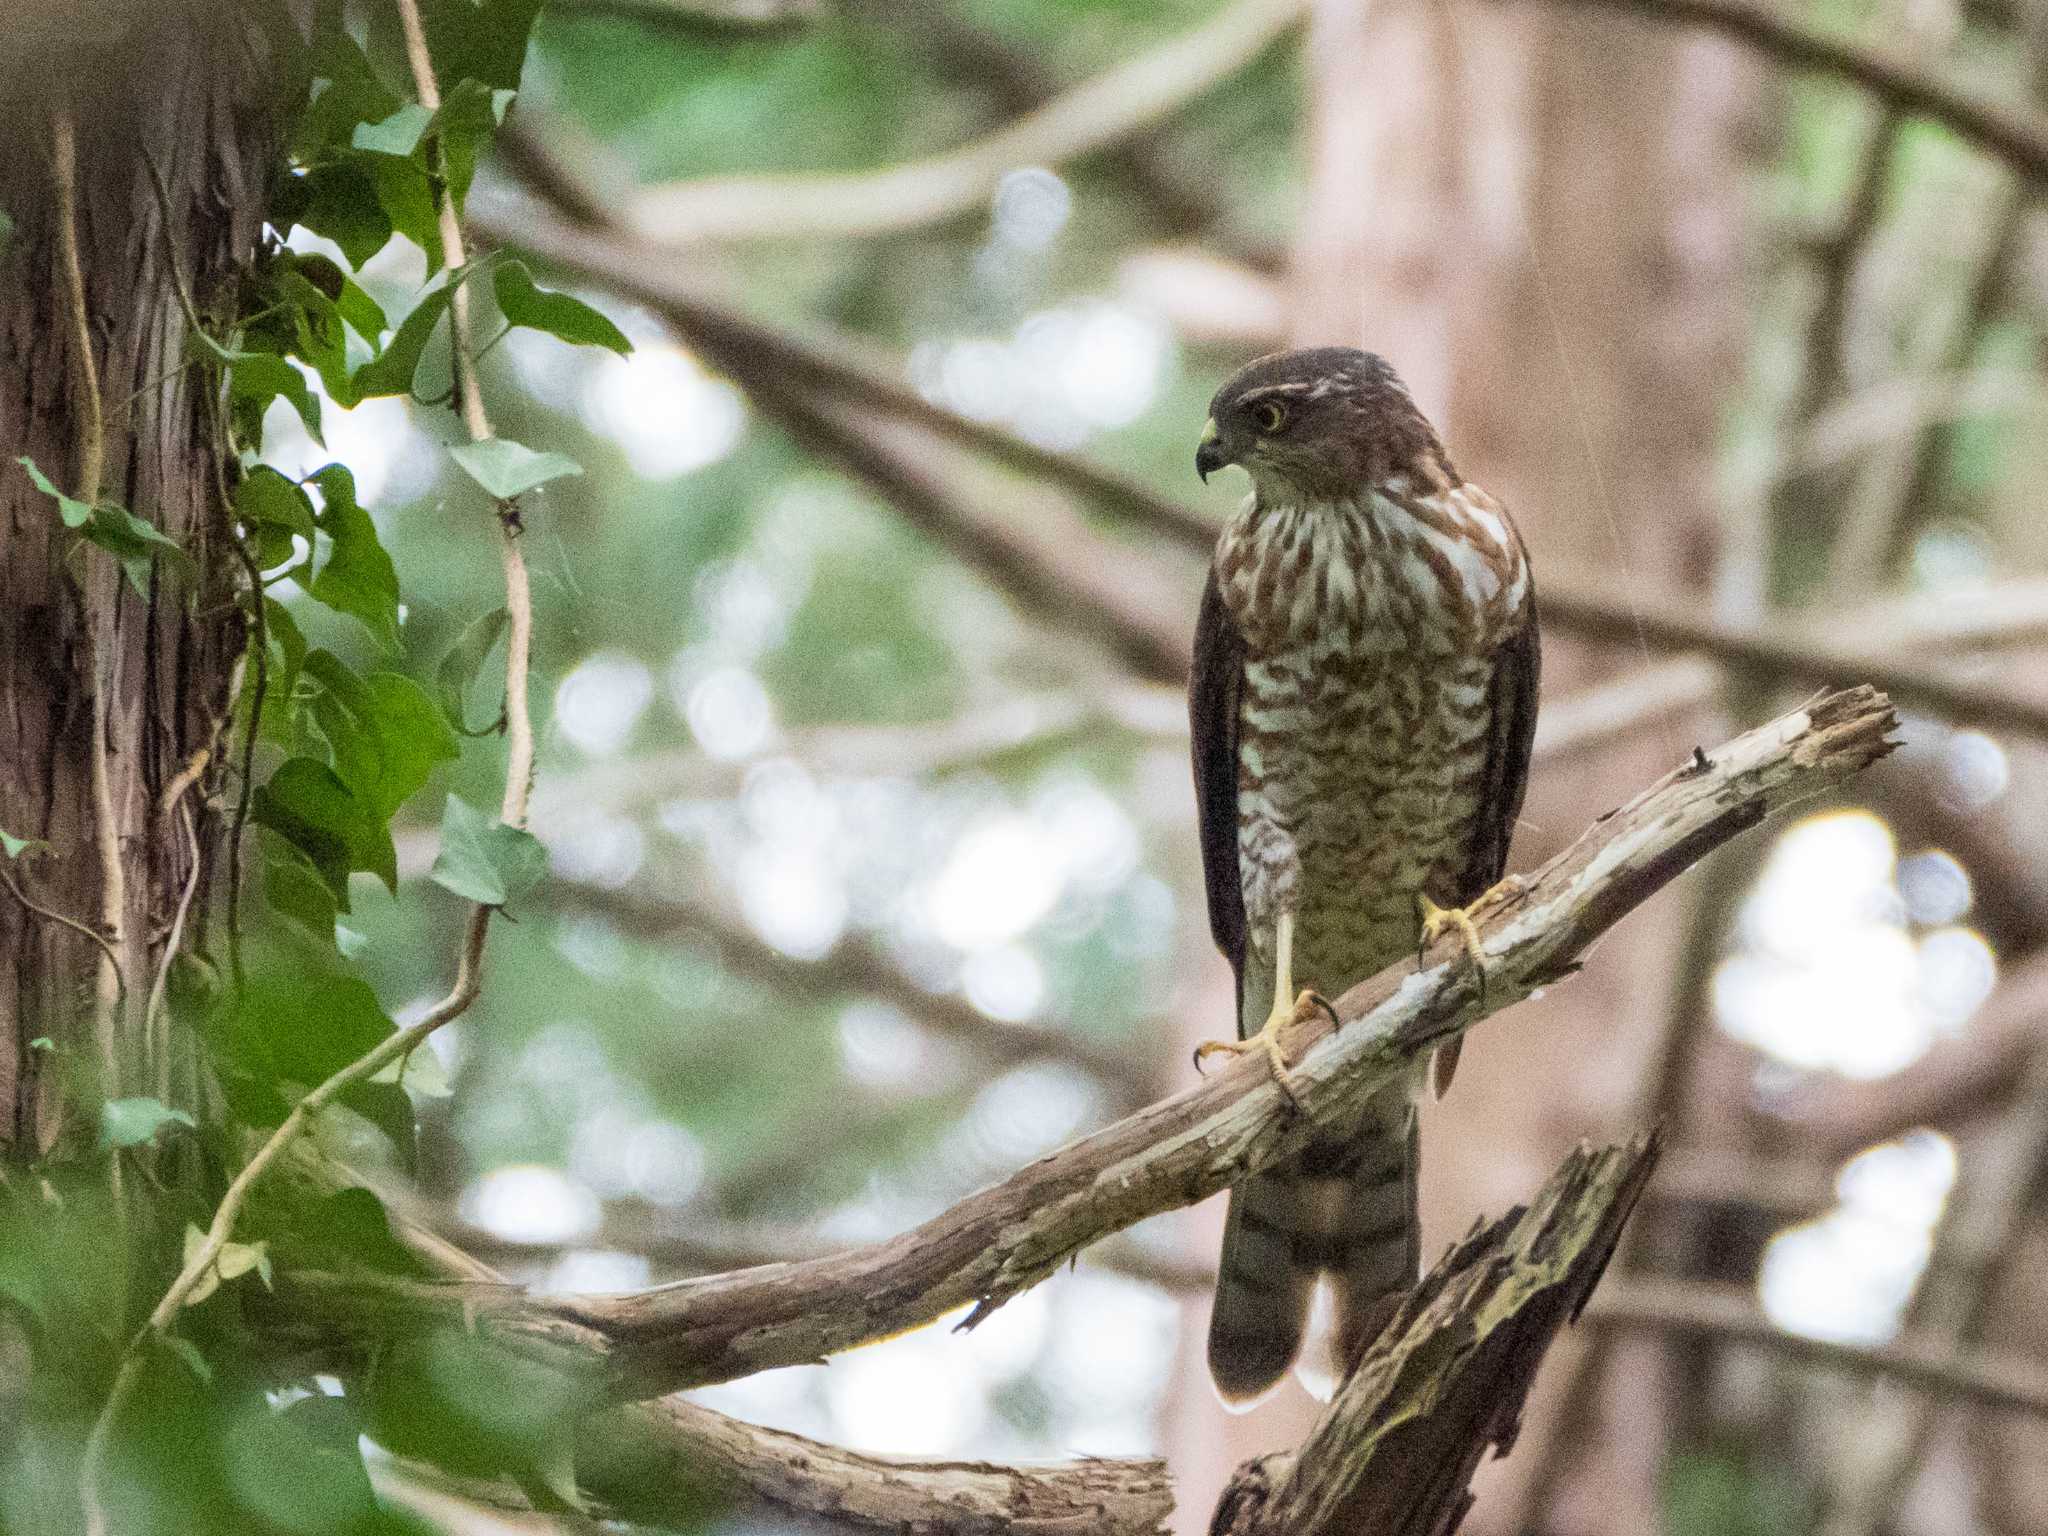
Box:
1524, 0, 2048, 186
1584, 1275, 2048, 1419
273, 688, 1897, 1404
1209, 1135, 1661, 1536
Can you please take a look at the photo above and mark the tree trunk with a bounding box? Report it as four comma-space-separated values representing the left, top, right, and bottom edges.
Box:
0, 3, 278, 1155
1170, 7, 1757, 1532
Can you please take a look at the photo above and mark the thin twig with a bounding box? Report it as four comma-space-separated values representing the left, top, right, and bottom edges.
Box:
1585, 1275, 2048, 1419
0, 863, 122, 978
142, 804, 202, 1097
1541, 568, 2048, 739
1522, 0, 2048, 186
52, 107, 130, 1091
627, 0, 1306, 243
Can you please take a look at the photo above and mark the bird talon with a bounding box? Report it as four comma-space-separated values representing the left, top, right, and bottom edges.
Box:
1416, 894, 1491, 1007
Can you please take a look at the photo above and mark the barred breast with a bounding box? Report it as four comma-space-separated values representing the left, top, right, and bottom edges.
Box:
1217, 481, 1527, 994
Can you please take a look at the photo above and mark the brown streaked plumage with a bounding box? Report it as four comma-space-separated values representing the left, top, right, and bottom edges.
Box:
1190, 346, 1539, 1404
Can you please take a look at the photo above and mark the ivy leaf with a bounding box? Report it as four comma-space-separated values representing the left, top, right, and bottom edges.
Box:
493, 261, 631, 355
434, 79, 514, 211
99, 1098, 197, 1151
430, 795, 545, 908
434, 606, 508, 735
301, 650, 459, 817
370, 1044, 452, 1099
1, 829, 49, 860
283, 161, 393, 269
258, 596, 310, 744
18, 457, 92, 527
236, 466, 317, 577
263, 838, 341, 950
449, 438, 583, 501
350, 286, 452, 400
372, 155, 443, 272
181, 1226, 272, 1308
305, 464, 401, 648
251, 757, 397, 902
351, 102, 433, 157
229, 352, 324, 447
158, 1334, 213, 1384
294, 31, 402, 154
20, 457, 192, 596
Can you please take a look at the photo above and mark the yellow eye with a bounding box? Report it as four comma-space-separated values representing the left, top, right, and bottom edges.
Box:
1253, 400, 1287, 433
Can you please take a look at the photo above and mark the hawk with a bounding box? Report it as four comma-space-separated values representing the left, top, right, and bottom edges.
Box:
1189, 347, 1540, 1403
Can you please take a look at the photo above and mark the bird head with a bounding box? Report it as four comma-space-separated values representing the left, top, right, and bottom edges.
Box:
1196, 347, 1447, 502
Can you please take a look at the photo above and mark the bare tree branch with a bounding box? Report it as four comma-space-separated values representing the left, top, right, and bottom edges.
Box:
555, 881, 1158, 1103
317, 1162, 1175, 1536
1210, 1136, 1661, 1536
626, 0, 1305, 243
852, 0, 1283, 270
1584, 1276, 2048, 1419
272, 688, 1896, 1404
1542, 569, 2048, 738
1525, 0, 2048, 186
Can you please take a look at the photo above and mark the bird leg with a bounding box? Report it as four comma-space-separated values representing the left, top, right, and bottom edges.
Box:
1195, 911, 1323, 1104
1416, 892, 1489, 1004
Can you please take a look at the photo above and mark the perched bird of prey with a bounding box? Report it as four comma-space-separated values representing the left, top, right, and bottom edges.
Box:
1189, 347, 1540, 1404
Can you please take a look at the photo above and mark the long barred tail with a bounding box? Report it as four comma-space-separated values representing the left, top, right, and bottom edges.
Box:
1207, 1107, 1419, 1405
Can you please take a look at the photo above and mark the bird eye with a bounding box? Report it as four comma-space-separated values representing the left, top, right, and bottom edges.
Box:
1253, 400, 1287, 433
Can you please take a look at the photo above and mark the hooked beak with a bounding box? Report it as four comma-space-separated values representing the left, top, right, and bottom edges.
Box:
1195, 418, 1230, 483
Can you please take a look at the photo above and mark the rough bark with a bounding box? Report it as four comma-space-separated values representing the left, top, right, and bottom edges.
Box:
0, 1, 277, 1153
1209, 1135, 1661, 1536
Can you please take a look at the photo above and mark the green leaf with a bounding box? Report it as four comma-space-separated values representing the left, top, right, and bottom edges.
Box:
21, 457, 191, 595
237, 466, 318, 577
252, 757, 397, 902
0, 211, 14, 263
294, 31, 403, 154
448, 438, 583, 501
350, 286, 452, 399
18, 456, 93, 527
159, 1333, 213, 1384
27, 1036, 52, 1052
223, 1394, 383, 1533
223, 970, 398, 1089
99, 1097, 197, 1150
301, 650, 460, 817
434, 78, 512, 212
493, 261, 631, 355
257, 596, 310, 744
372, 155, 443, 271
286, 161, 394, 269
264, 838, 341, 950
1, 828, 48, 859
435, 606, 509, 735
430, 795, 546, 907
351, 102, 433, 157
306, 464, 401, 647
371, 1044, 452, 1099
230, 352, 324, 446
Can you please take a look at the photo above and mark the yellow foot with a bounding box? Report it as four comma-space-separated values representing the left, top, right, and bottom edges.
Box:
1194, 991, 1328, 1108
1417, 894, 1489, 1006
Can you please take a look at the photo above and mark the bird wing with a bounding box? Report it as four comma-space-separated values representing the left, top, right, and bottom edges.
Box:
1456, 593, 1541, 902
1189, 567, 1249, 1026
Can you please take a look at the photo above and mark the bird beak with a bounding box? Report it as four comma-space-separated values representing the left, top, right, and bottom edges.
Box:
1195, 418, 1229, 482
